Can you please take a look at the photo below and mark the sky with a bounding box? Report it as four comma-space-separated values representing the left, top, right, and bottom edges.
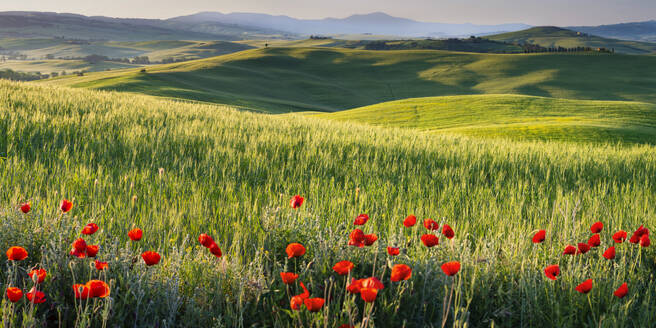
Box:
2, 0, 655, 26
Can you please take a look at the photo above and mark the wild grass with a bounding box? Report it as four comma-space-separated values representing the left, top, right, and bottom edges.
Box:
1, 81, 655, 327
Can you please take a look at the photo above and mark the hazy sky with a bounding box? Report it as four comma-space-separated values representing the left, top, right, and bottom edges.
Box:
3, 0, 655, 25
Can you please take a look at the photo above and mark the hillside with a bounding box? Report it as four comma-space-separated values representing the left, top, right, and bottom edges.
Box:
487, 26, 656, 54
44, 47, 656, 113
318, 94, 656, 144
0, 59, 139, 74
569, 20, 656, 43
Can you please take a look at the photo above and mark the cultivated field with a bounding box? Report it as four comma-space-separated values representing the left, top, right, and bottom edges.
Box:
1, 81, 655, 327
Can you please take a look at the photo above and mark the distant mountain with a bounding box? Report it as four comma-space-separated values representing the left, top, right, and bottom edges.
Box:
568, 21, 656, 43
487, 26, 656, 54
169, 12, 531, 38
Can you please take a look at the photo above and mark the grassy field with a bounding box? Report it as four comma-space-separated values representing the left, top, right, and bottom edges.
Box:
488, 27, 656, 54
318, 94, 656, 144
1, 81, 656, 327
41, 47, 656, 113
0, 59, 139, 74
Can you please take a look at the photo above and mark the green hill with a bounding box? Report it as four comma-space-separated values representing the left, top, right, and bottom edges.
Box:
44, 47, 656, 113
487, 26, 656, 54
318, 94, 656, 144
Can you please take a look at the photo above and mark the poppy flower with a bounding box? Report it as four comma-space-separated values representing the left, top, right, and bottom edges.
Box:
354, 214, 369, 225
441, 261, 461, 276
348, 229, 365, 247
73, 284, 90, 299
347, 278, 363, 294
60, 199, 73, 213
544, 265, 560, 280
575, 279, 593, 294
6, 246, 28, 261
209, 243, 222, 257
285, 243, 306, 259
304, 298, 325, 312
290, 282, 310, 310
338, 325, 355, 328
26, 287, 46, 304
588, 234, 601, 248
442, 224, 455, 239
280, 272, 299, 284
360, 287, 378, 302
563, 245, 576, 255
532, 230, 546, 243
577, 242, 590, 254
403, 215, 417, 227
290, 195, 304, 209
613, 283, 628, 298
423, 219, 439, 231
86, 280, 110, 298
72, 238, 87, 253
629, 226, 649, 244
128, 228, 143, 241
141, 251, 161, 266
387, 247, 400, 256
6, 287, 22, 302
602, 246, 616, 260
69, 248, 86, 258
612, 230, 627, 243
95, 260, 108, 270
29, 269, 47, 284
86, 245, 99, 258
81, 223, 99, 235
640, 235, 650, 247
20, 203, 30, 214
363, 234, 378, 246
390, 264, 412, 282
333, 260, 354, 275
361, 277, 384, 290
198, 234, 214, 248
421, 234, 439, 247
590, 221, 603, 233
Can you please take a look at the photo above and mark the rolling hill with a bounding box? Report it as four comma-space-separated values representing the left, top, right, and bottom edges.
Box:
44, 47, 656, 113
487, 26, 656, 54
569, 20, 656, 43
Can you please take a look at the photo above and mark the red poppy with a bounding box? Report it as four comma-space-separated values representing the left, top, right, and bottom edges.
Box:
390, 264, 412, 282
348, 229, 365, 247
442, 224, 454, 239
209, 243, 222, 257
387, 247, 400, 256
141, 251, 161, 266
441, 261, 461, 276
338, 325, 355, 328
613, 282, 628, 298
575, 279, 593, 294
86, 245, 99, 258
26, 287, 46, 304
29, 269, 47, 284
354, 214, 369, 225
73, 284, 90, 299
629, 226, 649, 244
6, 287, 22, 302
286, 243, 306, 259
602, 246, 616, 260
60, 199, 73, 213
423, 219, 439, 231
532, 230, 546, 243
588, 234, 601, 247
563, 245, 576, 255
86, 280, 110, 298
640, 234, 650, 247
333, 261, 354, 275
72, 238, 87, 253
95, 260, 108, 270
544, 265, 560, 280
403, 215, 417, 227
69, 248, 86, 258
363, 234, 378, 246
361, 277, 384, 290
81, 223, 99, 235
290, 282, 310, 310
421, 234, 439, 247
577, 242, 590, 254
290, 195, 304, 209
590, 221, 603, 233
198, 233, 214, 248
6, 246, 28, 261
128, 228, 143, 241
304, 298, 324, 312
360, 287, 378, 302
612, 230, 627, 243
280, 272, 298, 284
20, 203, 30, 214
347, 278, 363, 294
